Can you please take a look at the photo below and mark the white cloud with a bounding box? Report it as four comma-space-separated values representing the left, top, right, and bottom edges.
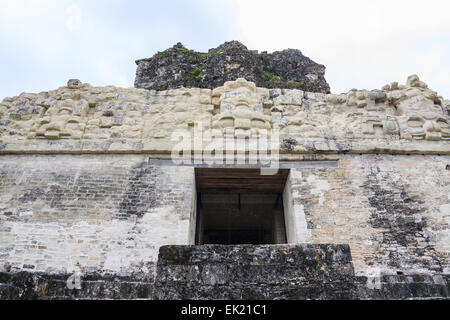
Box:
91, 55, 129, 88
66, 5, 81, 31
228, 0, 450, 98
0, 0, 239, 98
1, 0, 448, 100
0, 0, 70, 56
0, 0, 66, 21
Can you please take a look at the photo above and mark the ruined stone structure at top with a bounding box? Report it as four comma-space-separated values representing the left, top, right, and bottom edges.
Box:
134, 41, 330, 93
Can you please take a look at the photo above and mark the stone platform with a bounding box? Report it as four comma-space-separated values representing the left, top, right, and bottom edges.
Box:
2, 244, 447, 300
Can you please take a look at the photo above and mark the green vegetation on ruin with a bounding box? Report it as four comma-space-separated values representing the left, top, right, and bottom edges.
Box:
258, 67, 305, 89
188, 66, 204, 83
156, 79, 174, 91
140, 41, 330, 93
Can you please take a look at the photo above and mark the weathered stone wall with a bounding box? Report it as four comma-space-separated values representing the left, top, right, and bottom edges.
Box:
286, 155, 450, 277
0, 154, 448, 281
1, 245, 448, 300
0, 155, 195, 278
1, 76, 448, 155
0, 75, 448, 299
154, 244, 356, 300
155, 245, 449, 300
0, 271, 154, 300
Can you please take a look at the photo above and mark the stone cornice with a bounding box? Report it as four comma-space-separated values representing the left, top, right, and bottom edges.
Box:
1, 76, 449, 155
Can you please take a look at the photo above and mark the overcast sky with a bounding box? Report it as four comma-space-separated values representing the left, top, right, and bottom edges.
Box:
1, 0, 449, 99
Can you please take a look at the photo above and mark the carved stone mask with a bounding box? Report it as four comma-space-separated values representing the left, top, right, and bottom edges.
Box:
212, 78, 270, 133
396, 95, 449, 141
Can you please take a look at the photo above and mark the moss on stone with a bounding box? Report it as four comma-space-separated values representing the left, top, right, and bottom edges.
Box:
135, 41, 331, 93
187, 66, 204, 83
258, 68, 305, 90
156, 79, 174, 91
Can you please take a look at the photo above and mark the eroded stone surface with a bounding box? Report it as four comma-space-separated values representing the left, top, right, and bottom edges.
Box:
2, 245, 447, 300
0, 73, 449, 300
134, 41, 330, 93
0, 75, 448, 155
0, 154, 448, 280
154, 244, 357, 300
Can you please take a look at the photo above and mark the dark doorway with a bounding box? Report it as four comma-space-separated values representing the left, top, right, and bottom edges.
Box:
195, 169, 289, 245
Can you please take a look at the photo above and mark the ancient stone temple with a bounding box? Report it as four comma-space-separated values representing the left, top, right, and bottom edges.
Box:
0, 42, 449, 300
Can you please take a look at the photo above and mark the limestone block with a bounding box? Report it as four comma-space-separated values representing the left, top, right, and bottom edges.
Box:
0, 76, 449, 152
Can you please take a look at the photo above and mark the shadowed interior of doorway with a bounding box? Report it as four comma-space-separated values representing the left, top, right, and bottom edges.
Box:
195, 168, 289, 245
